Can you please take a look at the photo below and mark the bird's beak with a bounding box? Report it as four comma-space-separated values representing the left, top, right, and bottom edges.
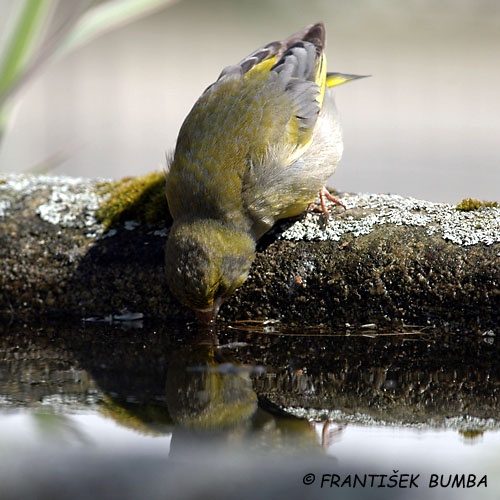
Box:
195, 296, 224, 325
326, 73, 370, 88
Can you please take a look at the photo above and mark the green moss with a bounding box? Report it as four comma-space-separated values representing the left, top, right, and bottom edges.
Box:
456, 198, 499, 211
459, 429, 484, 440
99, 395, 172, 436
96, 171, 170, 228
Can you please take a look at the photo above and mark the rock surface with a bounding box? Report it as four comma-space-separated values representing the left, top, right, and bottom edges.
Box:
0, 173, 499, 329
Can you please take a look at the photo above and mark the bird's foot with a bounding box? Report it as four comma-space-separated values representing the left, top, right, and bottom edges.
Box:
307, 187, 346, 220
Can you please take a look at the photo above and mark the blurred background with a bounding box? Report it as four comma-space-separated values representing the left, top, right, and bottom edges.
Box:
0, 0, 499, 203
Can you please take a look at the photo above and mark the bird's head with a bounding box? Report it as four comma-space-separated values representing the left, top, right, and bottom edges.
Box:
165, 219, 255, 324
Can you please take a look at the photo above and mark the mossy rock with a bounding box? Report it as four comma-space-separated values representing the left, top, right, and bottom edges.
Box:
96, 171, 171, 228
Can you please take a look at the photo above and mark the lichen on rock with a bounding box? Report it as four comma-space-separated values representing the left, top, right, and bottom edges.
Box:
279, 193, 500, 246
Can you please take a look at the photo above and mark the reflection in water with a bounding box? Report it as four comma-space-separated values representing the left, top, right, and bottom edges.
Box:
0, 319, 498, 428
165, 329, 258, 430
0, 319, 498, 498
30, 412, 92, 446
459, 429, 485, 444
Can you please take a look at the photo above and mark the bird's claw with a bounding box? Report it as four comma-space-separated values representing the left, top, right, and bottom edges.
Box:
308, 187, 346, 221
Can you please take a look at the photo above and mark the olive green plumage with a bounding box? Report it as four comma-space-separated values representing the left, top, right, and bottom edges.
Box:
165, 22, 364, 322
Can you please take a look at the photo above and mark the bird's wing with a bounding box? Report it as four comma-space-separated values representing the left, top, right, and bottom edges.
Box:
220, 22, 327, 160
167, 24, 329, 227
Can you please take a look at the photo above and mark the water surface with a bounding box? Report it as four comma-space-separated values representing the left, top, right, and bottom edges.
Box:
0, 319, 498, 499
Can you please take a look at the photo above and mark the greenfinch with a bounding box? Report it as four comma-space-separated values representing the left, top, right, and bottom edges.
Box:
165, 22, 364, 323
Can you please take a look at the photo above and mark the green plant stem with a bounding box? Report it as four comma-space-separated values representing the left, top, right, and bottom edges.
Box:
0, 0, 54, 106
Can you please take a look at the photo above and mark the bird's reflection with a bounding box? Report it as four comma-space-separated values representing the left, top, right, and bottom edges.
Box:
165, 327, 259, 430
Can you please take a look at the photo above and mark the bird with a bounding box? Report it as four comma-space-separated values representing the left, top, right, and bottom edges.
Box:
165, 22, 365, 324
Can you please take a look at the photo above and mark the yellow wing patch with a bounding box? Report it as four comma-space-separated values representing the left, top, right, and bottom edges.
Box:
243, 57, 279, 81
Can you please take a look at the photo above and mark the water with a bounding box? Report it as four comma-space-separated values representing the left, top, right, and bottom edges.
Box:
0, 320, 498, 499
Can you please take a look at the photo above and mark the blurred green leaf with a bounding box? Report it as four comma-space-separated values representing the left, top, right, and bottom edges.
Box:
0, 0, 179, 144
57, 0, 179, 58
0, 0, 54, 106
